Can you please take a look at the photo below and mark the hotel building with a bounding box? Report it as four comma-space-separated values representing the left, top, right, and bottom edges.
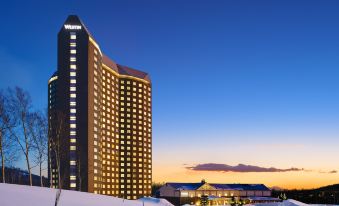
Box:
158, 180, 278, 206
48, 15, 152, 200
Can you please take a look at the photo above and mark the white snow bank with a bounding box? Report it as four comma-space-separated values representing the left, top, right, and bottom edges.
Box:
250, 199, 308, 206
137, 197, 173, 206
0, 183, 173, 206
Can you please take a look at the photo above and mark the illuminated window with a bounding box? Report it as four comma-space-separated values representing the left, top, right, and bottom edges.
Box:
70, 72, 76, 77
70, 79, 76, 84
70, 35, 76, 40
70, 183, 76, 188
70, 138, 76, 143
70, 93, 76, 98
70, 57, 76, 62
70, 50, 76, 54
70, 160, 76, 165
70, 146, 76, 150
70, 65, 76, 69
70, 109, 76, 113
70, 176, 76, 180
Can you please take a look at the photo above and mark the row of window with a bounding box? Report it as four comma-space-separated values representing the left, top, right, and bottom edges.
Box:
69, 32, 77, 189
90, 48, 152, 195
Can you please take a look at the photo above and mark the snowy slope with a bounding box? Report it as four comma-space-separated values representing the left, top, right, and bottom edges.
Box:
250, 199, 309, 206
0, 183, 173, 206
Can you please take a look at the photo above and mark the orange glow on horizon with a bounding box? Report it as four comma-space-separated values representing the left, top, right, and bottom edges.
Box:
152, 165, 339, 190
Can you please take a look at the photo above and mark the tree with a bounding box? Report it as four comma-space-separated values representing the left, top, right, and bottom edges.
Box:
151, 182, 165, 197
49, 111, 66, 189
48, 111, 67, 206
77, 148, 83, 191
0, 90, 17, 183
279, 192, 287, 200
7, 87, 34, 186
230, 196, 236, 206
200, 195, 208, 206
29, 111, 48, 187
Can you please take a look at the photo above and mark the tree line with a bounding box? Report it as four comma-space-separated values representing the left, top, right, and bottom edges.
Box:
0, 87, 48, 187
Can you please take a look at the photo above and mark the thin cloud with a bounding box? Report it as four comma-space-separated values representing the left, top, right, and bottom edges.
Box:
319, 170, 337, 174
186, 163, 304, 173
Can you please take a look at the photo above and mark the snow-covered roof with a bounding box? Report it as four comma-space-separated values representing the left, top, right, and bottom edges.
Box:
166, 182, 204, 190
247, 196, 281, 201
166, 182, 270, 191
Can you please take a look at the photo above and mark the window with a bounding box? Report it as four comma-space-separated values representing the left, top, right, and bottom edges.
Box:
70, 50, 76, 54
70, 93, 76, 98
70, 35, 76, 40
70, 183, 76, 188
70, 160, 76, 165
70, 79, 76, 84
70, 146, 76, 150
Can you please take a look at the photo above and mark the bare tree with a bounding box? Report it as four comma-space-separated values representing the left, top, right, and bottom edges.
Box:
77, 150, 82, 191
29, 111, 48, 187
0, 91, 17, 183
49, 111, 66, 206
7, 87, 34, 186
0, 91, 8, 183
49, 111, 66, 189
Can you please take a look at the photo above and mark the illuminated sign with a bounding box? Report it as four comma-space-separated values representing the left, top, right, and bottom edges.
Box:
64, 24, 82, 30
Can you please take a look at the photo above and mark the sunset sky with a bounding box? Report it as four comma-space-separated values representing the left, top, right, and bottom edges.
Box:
0, 0, 339, 189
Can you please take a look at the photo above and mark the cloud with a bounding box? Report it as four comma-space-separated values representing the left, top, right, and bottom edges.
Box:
319, 170, 337, 174
186, 163, 304, 173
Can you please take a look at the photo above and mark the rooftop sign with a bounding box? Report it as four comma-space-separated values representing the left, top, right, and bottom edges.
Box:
64, 24, 82, 30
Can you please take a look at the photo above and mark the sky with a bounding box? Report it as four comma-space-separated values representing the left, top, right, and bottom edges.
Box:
0, 0, 339, 189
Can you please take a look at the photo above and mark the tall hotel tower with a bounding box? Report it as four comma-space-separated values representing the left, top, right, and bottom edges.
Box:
48, 15, 152, 199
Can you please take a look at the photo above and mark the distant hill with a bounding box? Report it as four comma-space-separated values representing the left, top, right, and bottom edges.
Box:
0, 167, 48, 187
272, 183, 339, 204
316, 184, 339, 191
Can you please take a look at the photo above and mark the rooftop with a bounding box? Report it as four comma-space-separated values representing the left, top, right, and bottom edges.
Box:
165, 182, 270, 191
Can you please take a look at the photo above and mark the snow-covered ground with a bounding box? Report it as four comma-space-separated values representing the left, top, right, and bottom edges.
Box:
250, 199, 309, 206
0, 183, 173, 206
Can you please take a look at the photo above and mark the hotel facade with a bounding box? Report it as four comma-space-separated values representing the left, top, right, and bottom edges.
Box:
158, 181, 278, 206
48, 15, 152, 199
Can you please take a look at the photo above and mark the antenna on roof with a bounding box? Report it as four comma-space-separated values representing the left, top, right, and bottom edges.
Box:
201, 179, 206, 184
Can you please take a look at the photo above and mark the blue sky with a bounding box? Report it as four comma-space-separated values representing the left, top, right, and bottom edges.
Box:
0, 0, 339, 188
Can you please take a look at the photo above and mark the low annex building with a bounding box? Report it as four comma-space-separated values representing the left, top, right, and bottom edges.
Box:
158, 180, 279, 205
